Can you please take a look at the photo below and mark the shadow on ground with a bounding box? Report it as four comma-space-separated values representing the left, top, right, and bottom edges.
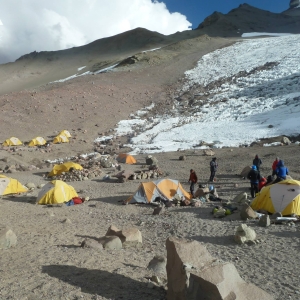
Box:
190, 234, 235, 246
42, 265, 165, 299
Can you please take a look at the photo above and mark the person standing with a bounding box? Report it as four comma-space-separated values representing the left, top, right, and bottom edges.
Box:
253, 154, 262, 172
188, 169, 198, 198
274, 160, 289, 183
272, 157, 279, 176
209, 157, 218, 182
247, 165, 261, 198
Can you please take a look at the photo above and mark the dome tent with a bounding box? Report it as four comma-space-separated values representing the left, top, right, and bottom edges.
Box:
48, 162, 83, 177
37, 180, 78, 205
28, 136, 47, 147
2, 137, 22, 146
251, 179, 300, 216
117, 153, 137, 164
126, 178, 191, 204
0, 175, 28, 195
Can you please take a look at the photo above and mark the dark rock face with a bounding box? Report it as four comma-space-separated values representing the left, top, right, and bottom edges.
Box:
196, 3, 300, 36
290, 0, 300, 8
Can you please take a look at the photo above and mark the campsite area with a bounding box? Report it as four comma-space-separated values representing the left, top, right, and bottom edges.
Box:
1, 143, 300, 300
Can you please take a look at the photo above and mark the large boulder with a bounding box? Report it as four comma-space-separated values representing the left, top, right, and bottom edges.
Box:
145, 155, 158, 166
0, 225, 17, 249
240, 166, 251, 178
166, 237, 273, 300
240, 204, 257, 220
234, 224, 257, 244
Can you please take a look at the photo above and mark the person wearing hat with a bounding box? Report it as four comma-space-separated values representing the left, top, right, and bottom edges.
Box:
247, 165, 262, 198
209, 157, 218, 182
188, 169, 198, 198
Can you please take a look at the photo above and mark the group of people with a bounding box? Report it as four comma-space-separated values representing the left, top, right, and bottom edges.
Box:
247, 155, 289, 198
188, 157, 218, 198
188, 155, 289, 199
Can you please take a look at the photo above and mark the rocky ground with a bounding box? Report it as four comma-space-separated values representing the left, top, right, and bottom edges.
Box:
1, 144, 300, 300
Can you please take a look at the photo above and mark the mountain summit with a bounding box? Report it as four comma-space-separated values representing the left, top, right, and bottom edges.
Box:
283, 0, 300, 15
196, 3, 300, 36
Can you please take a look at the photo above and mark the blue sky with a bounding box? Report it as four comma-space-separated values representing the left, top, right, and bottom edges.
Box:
162, 0, 290, 29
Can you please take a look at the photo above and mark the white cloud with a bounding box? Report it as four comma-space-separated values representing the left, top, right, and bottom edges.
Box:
0, 0, 191, 64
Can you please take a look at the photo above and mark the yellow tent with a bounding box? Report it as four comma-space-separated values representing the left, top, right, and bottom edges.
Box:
36, 180, 78, 205
48, 162, 83, 177
117, 153, 137, 164
2, 137, 22, 146
127, 178, 191, 204
59, 130, 71, 138
0, 175, 28, 195
53, 135, 69, 144
251, 179, 300, 216
28, 136, 47, 147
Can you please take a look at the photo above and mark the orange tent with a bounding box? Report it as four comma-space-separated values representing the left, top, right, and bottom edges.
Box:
117, 153, 137, 164
127, 178, 191, 204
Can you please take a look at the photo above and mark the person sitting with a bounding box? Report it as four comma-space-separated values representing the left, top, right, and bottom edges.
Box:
274, 160, 289, 183
265, 175, 274, 186
258, 176, 267, 191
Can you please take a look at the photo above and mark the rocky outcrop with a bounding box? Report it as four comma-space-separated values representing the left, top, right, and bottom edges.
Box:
166, 237, 273, 300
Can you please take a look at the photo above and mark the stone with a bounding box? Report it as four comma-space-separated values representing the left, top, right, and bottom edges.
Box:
179, 155, 186, 161
0, 225, 17, 249
151, 275, 161, 284
240, 204, 257, 220
81, 238, 103, 251
270, 212, 282, 220
258, 215, 271, 227
234, 224, 257, 244
62, 218, 72, 224
37, 184, 45, 189
166, 237, 273, 299
153, 206, 164, 215
203, 149, 215, 156
240, 166, 252, 177
105, 225, 120, 236
233, 192, 248, 204
147, 255, 167, 275
98, 236, 122, 250
281, 136, 291, 145
105, 225, 142, 247
146, 155, 158, 166
187, 263, 273, 300
25, 182, 36, 189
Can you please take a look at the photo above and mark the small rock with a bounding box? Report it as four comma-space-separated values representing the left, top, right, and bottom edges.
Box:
0, 225, 17, 249
258, 215, 270, 227
81, 239, 103, 251
147, 255, 167, 275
